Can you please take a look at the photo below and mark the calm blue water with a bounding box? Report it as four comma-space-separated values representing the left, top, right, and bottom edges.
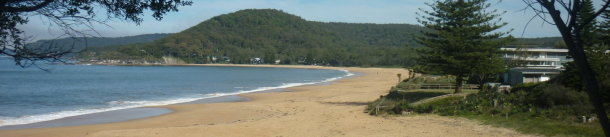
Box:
0, 58, 351, 126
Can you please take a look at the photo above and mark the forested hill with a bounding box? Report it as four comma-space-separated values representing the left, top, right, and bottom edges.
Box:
79, 9, 561, 67
27, 33, 170, 52
509, 37, 564, 48
81, 9, 422, 67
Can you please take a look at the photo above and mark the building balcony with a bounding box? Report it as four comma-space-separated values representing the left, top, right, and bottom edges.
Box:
504, 57, 561, 62
500, 48, 569, 53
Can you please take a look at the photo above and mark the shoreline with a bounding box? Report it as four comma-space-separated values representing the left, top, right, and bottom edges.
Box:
0, 65, 532, 137
0, 64, 355, 129
0, 95, 250, 130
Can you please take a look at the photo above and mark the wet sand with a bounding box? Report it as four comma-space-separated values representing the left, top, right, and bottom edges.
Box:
0, 65, 533, 137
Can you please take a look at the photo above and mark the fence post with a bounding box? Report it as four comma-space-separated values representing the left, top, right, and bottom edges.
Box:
397, 73, 402, 84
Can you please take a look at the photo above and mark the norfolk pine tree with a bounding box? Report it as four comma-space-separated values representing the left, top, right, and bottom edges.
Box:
579, 0, 600, 46
601, 8, 610, 45
416, 0, 512, 93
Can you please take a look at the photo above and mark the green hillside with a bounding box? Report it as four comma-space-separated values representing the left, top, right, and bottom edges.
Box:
79, 9, 563, 67
27, 33, 171, 52
80, 9, 421, 67
509, 37, 564, 48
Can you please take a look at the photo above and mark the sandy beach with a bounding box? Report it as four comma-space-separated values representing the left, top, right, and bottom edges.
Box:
0, 65, 533, 137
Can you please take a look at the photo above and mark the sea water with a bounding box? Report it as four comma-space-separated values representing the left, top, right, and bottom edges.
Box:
0, 58, 352, 127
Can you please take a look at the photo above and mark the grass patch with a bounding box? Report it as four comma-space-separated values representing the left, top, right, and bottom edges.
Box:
366, 89, 476, 115
461, 113, 604, 137
386, 91, 448, 103
407, 89, 478, 94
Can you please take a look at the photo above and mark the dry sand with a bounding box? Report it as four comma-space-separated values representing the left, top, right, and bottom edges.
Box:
0, 65, 534, 137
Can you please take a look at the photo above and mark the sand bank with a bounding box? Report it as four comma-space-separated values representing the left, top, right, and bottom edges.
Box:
0, 65, 533, 137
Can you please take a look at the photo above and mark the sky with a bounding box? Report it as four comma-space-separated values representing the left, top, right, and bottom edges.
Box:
20, 0, 569, 41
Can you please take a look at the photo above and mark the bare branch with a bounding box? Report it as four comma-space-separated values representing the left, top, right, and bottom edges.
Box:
521, 0, 557, 25
522, 12, 544, 37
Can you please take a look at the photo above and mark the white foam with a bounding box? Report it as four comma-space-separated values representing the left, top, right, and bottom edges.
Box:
0, 106, 133, 126
0, 97, 203, 126
0, 69, 354, 127
340, 69, 355, 77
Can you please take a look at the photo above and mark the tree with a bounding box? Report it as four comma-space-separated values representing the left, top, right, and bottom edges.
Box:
578, 0, 600, 46
0, 0, 192, 67
521, 0, 610, 135
601, 5, 610, 46
553, 46, 610, 101
416, 0, 512, 93
263, 50, 276, 64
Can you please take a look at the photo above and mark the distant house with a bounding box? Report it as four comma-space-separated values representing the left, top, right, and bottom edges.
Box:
501, 48, 572, 85
250, 57, 262, 64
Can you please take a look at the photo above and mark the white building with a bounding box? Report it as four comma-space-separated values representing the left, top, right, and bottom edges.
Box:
501, 48, 572, 85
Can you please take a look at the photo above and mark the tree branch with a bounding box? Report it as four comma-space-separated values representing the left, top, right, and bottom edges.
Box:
0, 0, 55, 12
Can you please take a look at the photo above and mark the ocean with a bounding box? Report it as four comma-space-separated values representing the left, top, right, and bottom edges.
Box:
0, 58, 351, 127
